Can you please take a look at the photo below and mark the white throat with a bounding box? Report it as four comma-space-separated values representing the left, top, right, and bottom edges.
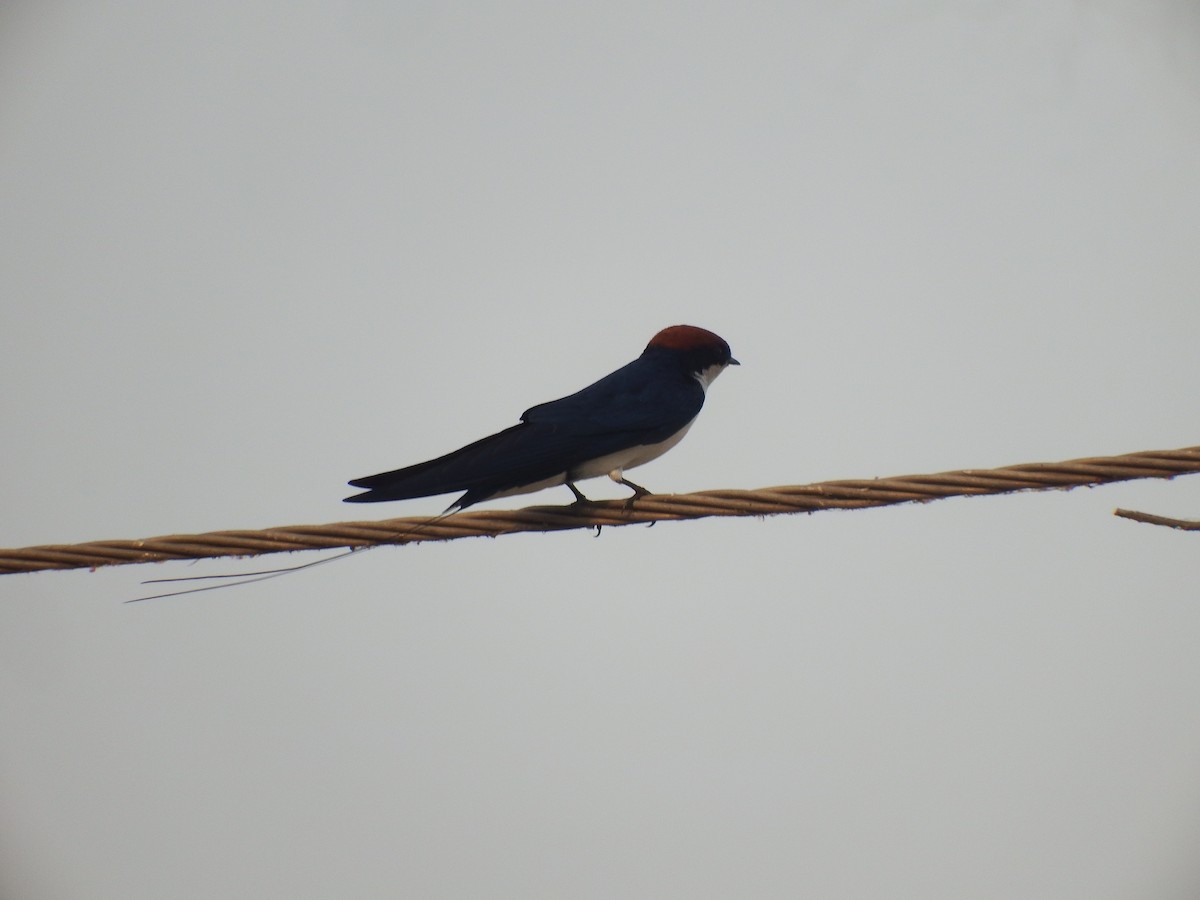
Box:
692, 362, 727, 393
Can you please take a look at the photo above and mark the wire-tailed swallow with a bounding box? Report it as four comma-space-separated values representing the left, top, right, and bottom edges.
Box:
344, 325, 738, 512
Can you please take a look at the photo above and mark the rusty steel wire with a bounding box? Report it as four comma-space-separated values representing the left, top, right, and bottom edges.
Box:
2, 445, 1198, 576
1113, 508, 1200, 531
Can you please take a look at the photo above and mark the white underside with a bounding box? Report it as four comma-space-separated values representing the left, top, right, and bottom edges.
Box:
484, 416, 699, 502
483, 362, 729, 503
572, 416, 698, 480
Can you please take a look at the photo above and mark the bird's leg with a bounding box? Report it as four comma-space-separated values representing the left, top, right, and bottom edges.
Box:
564, 481, 602, 535
618, 477, 651, 498
610, 472, 652, 509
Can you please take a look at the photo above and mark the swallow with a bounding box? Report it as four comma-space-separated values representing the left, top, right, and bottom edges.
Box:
344, 325, 738, 512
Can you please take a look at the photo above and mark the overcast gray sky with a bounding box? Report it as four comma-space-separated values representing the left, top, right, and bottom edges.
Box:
3, 2, 1200, 898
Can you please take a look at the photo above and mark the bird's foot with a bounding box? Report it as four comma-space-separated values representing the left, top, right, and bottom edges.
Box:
566, 482, 593, 506
617, 477, 652, 509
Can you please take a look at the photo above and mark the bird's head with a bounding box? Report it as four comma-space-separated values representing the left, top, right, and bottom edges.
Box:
645, 325, 739, 390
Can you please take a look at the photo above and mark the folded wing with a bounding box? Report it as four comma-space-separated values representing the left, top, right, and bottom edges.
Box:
345, 355, 705, 507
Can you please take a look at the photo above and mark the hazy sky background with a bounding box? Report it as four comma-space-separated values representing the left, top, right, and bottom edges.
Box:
3, 2, 1200, 898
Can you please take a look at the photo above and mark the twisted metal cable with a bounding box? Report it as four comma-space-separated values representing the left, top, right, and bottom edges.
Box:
1113, 508, 1200, 531
3, 445, 1198, 575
